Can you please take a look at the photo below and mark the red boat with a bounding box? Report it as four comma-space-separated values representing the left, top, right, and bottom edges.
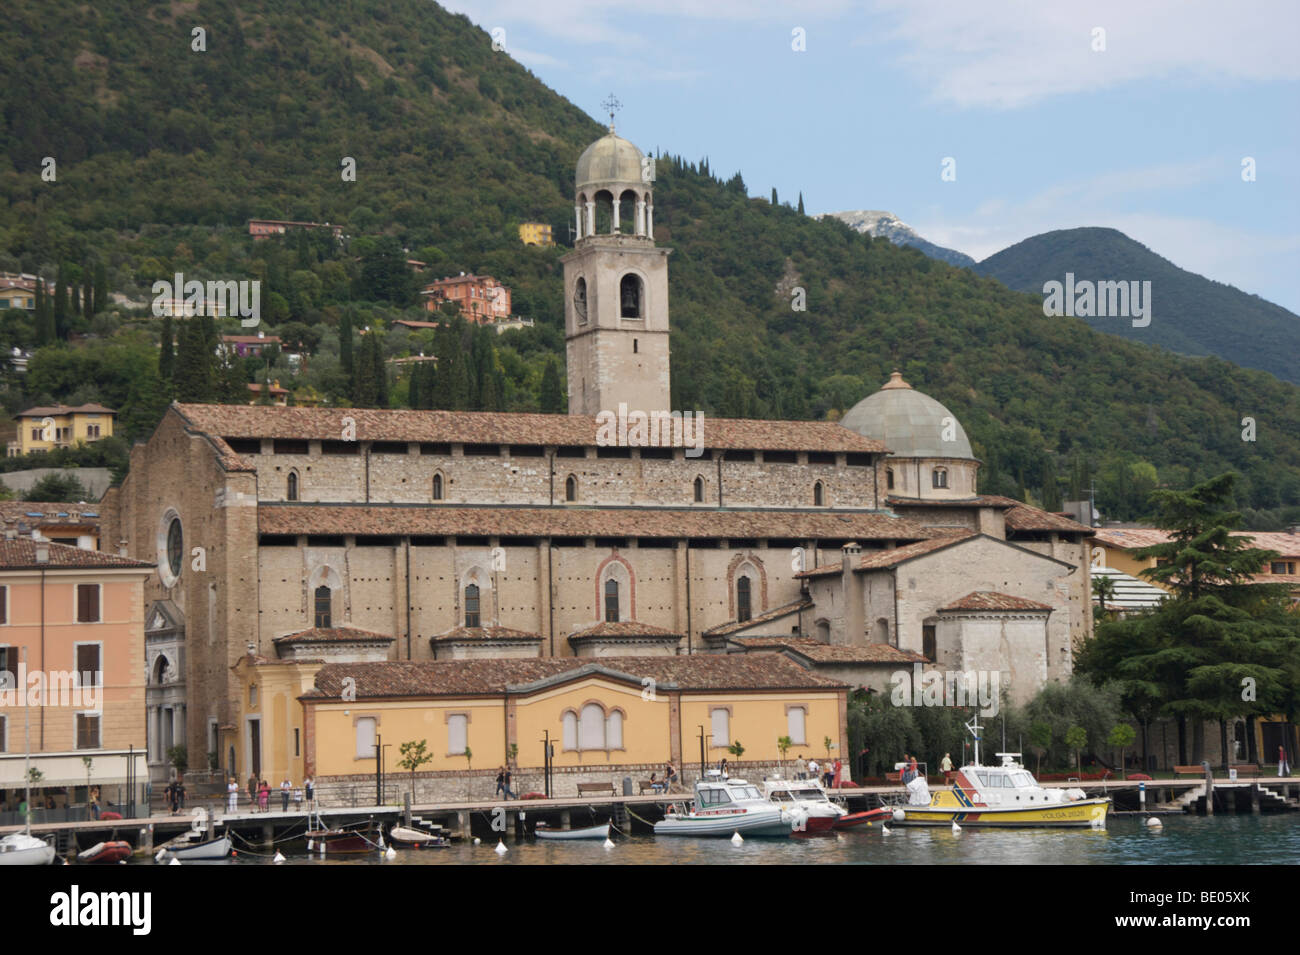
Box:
831, 807, 894, 830
306, 827, 375, 854
77, 840, 133, 864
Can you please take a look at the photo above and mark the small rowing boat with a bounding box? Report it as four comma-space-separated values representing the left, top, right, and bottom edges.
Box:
78, 840, 133, 864
534, 821, 611, 841
158, 834, 232, 861
388, 825, 448, 848
831, 807, 893, 830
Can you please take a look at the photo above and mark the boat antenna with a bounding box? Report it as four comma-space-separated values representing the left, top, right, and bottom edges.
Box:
1002, 713, 1006, 755
964, 714, 984, 767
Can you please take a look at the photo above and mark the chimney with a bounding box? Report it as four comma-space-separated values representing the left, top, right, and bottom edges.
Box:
840, 541, 864, 648
34, 542, 49, 564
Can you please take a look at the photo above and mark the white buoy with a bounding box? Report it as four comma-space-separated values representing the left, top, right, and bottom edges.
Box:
306, 839, 313, 851
494, 840, 508, 855
378, 833, 386, 849
273, 851, 286, 863
881, 825, 891, 835
731, 831, 744, 845
603, 837, 615, 849
155, 848, 167, 862
952, 821, 962, 833
169, 857, 181, 865
892, 808, 905, 822
319, 840, 326, 855
1146, 817, 1163, 829
473, 837, 481, 845
384, 846, 397, 860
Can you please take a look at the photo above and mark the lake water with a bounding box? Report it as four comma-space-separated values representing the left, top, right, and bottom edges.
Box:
224, 813, 1300, 865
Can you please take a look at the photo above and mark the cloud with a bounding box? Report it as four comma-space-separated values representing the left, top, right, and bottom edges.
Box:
865, 0, 1300, 109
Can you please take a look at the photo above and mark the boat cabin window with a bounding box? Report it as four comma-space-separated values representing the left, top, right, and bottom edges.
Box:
975, 772, 989, 787
730, 785, 761, 800
1013, 772, 1034, 787
698, 788, 732, 807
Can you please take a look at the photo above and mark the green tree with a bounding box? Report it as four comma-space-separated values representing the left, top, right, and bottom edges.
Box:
158, 315, 175, 390
397, 739, 434, 801
338, 309, 354, 380
25, 472, 89, 502
776, 735, 792, 771
1029, 721, 1052, 775
1065, 725, 1087, 777
797, 192, 805, 215
53, 262, 68, 338
539, 356, 565, 414
1108, 723, 1136, 779
93, 263, 108, 316
727, 740, 745, 765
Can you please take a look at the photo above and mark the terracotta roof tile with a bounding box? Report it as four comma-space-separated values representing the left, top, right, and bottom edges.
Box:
1094, 527, 1300, 558
1003, 503, 1092, 534
0, 539, 152, 570
171, 403, 885, 453
15, 403, 116, 417
307, 654, 846, 699
797, 533, 975, 578
778, 642, 927, 664
259, 504, 930, 541
939, 591, 1054, 612
430, 625, 542, 643
886, 495, 1017, 509
703, 598, 811, 637
568, 621, 681, 639
0, 502, 100, 524
273, 626, 396, 644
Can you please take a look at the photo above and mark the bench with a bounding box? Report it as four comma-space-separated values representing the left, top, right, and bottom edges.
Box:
576, 782, 617, 797
1230, 765, 1260, 777
1173, 765, 1206, 776
638, 780, 663, 794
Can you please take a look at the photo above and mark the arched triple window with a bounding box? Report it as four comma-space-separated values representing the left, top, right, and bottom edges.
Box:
432, 472, 444, 501
604, 579, 620, 623
464, 584, 481, 628
737, 575, 752, 623
565, 474, 577, 502
562, 704, 626, 752
932, 467, 948, 489
693, 476, 704, 503
813, 481, 825, 506
287, 471, 299, 501
313, 585, 332, 629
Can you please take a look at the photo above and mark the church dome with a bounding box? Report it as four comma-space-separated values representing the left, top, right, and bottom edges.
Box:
840, 372, 973, 458
576, 132, 645, 190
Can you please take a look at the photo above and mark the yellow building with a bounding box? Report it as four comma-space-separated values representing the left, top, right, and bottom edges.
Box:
9, 404, 117, 457
518, 222, 554, 246
229, 652, 847, 799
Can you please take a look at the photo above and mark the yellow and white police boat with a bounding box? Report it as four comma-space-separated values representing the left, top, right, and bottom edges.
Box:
890, 718, 1110, 829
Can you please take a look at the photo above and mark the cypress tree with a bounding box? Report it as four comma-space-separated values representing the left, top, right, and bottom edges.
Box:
539, 356, 565, 413
339, 310, 354, 378
159, 315, 175, 393
93, 263, 108, 315
174, 319, 215, 402
351, 333, 379, 407
34, 277, 52, 346
82, 268, 93, 321
407, 365, 421, 410
372, 334, 389, 408
770, 187, 778, 205
53, 262, 68, 337
797, 192, 805, 215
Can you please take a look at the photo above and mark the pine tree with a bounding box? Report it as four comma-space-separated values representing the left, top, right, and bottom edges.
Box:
539, 356, 565, 413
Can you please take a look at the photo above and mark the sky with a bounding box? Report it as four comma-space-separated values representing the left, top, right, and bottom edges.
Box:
442, 0, 1300, 314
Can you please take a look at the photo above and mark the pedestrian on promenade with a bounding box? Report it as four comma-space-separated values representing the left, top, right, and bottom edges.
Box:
89, 787, 100, 821
247, 775, 258, 811
258, 780, 270, 812
281, 778, 292, 812
822, 763, 834, 789
305, 775, 315, 809
940, 752, 953, 773
831, 758, 842, 788
901, 754, 913, 785
165, 780, 177, 814
495, 767, 508, 799
1281, 746, 1291, 777
503, 766, 516, 799
719, 758, 729, 778
227, 778, 239, 813
176, 778, 186, 811
809, 758, 820, 782
293, 784, 304, 811
794, 755, 807, 780
665, 763, 677, 793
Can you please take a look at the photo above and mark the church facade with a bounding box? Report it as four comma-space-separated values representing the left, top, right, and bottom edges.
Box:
102, 127, 1092, 783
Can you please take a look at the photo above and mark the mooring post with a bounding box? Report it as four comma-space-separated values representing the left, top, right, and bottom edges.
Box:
403, 791, 412, 827
457, 809, 470, 839
1250, 784, 1260, 814
1203, 761, 1214, 815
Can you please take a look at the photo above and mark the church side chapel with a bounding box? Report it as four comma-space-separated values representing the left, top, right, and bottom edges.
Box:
102, 122, 1092, 785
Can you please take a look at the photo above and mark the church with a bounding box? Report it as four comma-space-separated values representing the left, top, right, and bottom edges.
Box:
102, 125, 1093, 789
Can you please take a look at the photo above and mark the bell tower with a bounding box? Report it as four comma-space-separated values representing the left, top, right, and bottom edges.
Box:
563, 113, 671, 416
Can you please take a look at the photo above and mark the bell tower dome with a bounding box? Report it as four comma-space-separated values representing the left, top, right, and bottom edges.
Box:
563, 120, 671, 416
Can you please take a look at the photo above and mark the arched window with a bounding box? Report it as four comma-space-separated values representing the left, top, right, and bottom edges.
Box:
573, 276, 588, 325
737, 575, 752, 622
813, 481, 824, 506
565, 475, 577, 502
633, 338, 638, 353
886, 468, 895, 490
932, 467, 948, 489
694, 476, 704, 502
604, 579, 620, 623
579, 703, 605, 750
562, 711, 578, 751
619, 274, 643, 319
432, 473, 443, 500
464, 584, 480, 628
618, 189, 639, 234
314, 585, 331, 629
287, 471, 298, 501
606, 710, 624, 750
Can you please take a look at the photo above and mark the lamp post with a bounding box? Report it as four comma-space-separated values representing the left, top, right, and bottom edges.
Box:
698, 726, 706, 782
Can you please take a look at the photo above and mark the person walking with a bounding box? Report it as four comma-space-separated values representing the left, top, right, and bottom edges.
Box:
89, 787, 100, 821
831, 758, 842, 789
794, 755, 807, 780
1280, 745, 1291, 777
176, 777, 186, 811
247, 775, 258, 811
808, 758, 820, 783
664, 763, 677, 793
293, 784, 304, 812
258, 780, 270, 812
304, 775, 315, 809
280, 778, 292, 812
495, 767, 508, 799
940, 752, 953, 774
227, 778, 239, 813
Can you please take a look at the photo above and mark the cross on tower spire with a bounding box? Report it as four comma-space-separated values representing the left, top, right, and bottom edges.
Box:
601, 93, 622, 133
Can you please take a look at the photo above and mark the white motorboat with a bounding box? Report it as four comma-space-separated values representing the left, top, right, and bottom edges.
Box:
763, 775, 847, 833
0, 831, 56, 866
534, 821, 611, 841
655, 773, 793, 837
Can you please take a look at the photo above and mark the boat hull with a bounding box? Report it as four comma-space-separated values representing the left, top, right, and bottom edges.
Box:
388, 826, 447, 848
0, 833, 56, 866
307, 830, 373, 853
78, 841, 133, 864
894, 797, 1110, 828
165, 835, 233, 860
535, 823, 611, 841
655, 808, 790, 838
832, 807, 893, 830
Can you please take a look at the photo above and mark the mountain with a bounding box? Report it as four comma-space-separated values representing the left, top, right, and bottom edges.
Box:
975, 228, 1300, 384
0, 0, 1297, 524
822, 210, 976, 267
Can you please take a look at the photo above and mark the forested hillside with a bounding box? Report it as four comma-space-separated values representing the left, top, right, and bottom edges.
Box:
0, 0, 1297, 524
